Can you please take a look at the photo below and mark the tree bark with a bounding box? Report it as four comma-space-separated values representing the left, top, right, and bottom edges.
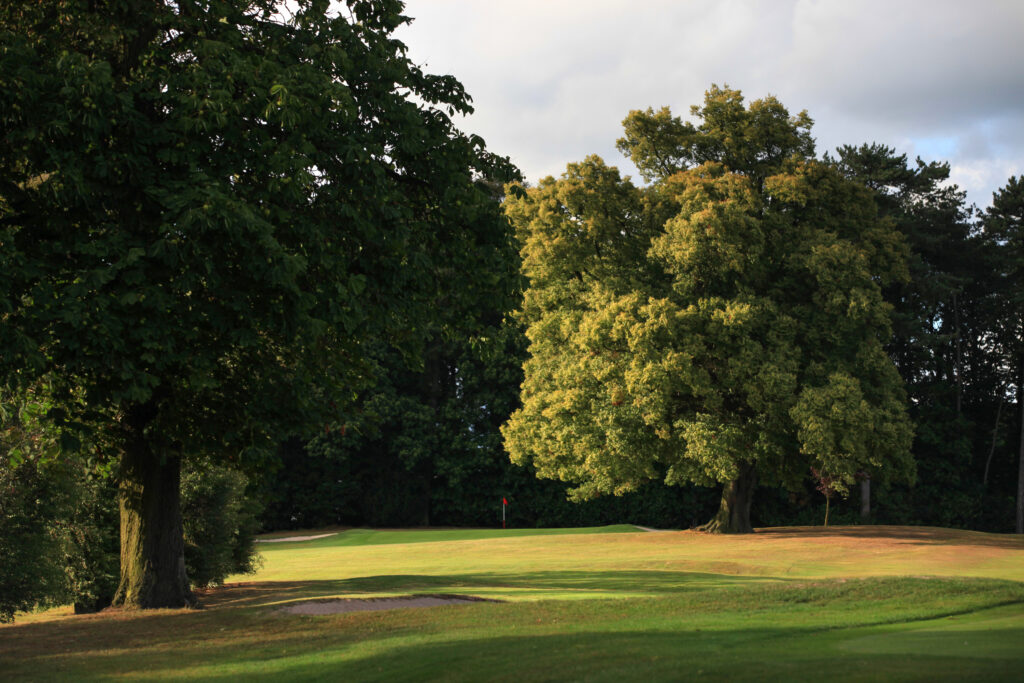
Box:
953, 292, 963, 415
112, 408, 195, 609
860, 476, 871, 523
418, 341, 445, 527
983, 392, 1004, 487
1017, 378, 1024, 534
700, 461, 756, 534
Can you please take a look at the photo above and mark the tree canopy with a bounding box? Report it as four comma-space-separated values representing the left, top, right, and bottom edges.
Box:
503, 87, 914, 532
981, 176, 1024, 533
0, 0, 513, 606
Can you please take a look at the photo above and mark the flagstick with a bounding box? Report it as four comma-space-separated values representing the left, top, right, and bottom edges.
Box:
502, 500, 506, 529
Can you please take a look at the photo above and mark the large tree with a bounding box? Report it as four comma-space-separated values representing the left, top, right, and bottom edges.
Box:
0, 0, 509, 607
503, 87, 914, 532
982, 176, 1024, 533
827, 144, 984, 524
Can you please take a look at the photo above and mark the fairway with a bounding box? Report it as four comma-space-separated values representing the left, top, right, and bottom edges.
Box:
3, 525, 1024, 681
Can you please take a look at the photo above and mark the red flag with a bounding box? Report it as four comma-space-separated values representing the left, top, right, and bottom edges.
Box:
502, 497, 508, 505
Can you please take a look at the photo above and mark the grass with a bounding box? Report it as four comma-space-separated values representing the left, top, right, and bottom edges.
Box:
257, 524, 641, 549
2, 524, 1024, 680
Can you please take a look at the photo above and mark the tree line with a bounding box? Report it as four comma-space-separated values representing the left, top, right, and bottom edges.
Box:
2, 0, 1023, 618
264, 88, 1024, 538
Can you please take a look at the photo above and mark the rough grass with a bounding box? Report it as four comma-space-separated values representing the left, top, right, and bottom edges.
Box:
258, 524, 642, 549
3, 525, 1024, 681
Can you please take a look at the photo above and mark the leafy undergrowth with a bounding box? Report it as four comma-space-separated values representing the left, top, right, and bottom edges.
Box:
3, 526, 1024, 681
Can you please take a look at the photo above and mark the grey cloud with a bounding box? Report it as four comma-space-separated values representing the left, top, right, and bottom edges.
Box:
398, 0, 1024, 208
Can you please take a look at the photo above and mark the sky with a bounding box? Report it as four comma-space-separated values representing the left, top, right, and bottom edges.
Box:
395, 0, 1024, 210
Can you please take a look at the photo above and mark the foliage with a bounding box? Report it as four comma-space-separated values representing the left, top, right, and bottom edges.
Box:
262, 442, 717, 531
0, 389, 118, 619
985, 176, 1024, 316
260, 164, 521, 530
503, 87, 914, 531
0, 0, 512, 460
0, 386, 76, 621
809, 466, 843, 527
1, 388, 262, 618
260, 315, 719, 532
265, 319, 529, 529
0, 0, 513, 604
62, 471, 119, 614
181, 463, 262, 588
981, 175, 1024, 533
829, 145, 1022, 532
0, 451, 74, 623
0, 453, 264, 620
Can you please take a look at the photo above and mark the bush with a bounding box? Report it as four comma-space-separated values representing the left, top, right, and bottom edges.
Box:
3, 387, 262, 618
63, 472, 120, 614
0, 453, 75, 622
1, 455, 262, 622
181, 463, 262, 588
0, 449, 124, 620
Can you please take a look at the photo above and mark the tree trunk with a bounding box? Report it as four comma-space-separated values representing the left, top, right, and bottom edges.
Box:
1017, 380, 1024, 534
860, 476, 871, 523
700, 461, 756, 534
418, 340, 448, 527
983, 392, 1004, 487
953, 292, 963, 415
112, 410, 194, 609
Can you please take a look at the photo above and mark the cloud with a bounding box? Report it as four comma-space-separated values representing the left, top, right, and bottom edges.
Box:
397, 0, 1024, 207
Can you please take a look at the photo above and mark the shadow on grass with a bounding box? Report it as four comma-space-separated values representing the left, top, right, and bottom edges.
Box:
20, 620, 1024, 681
0, 569, 780, 662
3, 577, 1023, 681
200, 570, 782, 610
223, 624, 1024, 681
754, 525, 1024, 550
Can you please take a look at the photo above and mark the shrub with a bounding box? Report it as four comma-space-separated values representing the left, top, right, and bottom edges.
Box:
1, 456, 262, 622
181, 464, 262, 588
0, 453, 75, 622
63, 472, 120, 614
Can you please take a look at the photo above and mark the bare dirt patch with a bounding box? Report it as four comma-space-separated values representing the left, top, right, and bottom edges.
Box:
279, 595, 500, 615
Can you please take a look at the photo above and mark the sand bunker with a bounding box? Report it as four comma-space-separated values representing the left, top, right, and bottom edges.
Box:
280, 595, 499, 615
256, 532, 339, 543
